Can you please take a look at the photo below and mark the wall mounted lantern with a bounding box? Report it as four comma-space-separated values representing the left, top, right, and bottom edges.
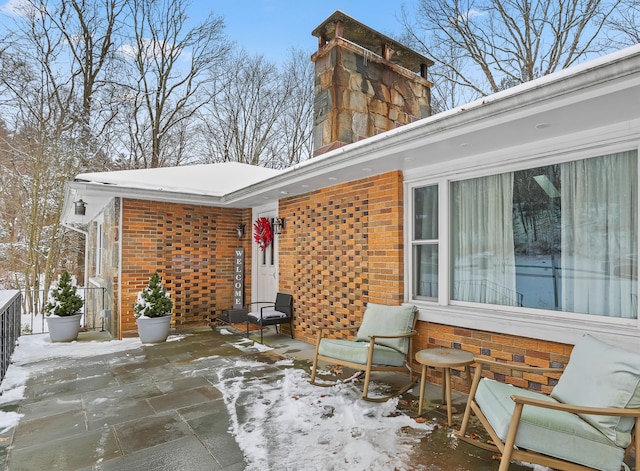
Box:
74, 199, 87, 216
271, 217, 286, 235
236, 223, 246, 239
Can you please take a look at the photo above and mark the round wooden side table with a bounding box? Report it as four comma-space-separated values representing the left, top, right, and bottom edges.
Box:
415, 347, 475, 425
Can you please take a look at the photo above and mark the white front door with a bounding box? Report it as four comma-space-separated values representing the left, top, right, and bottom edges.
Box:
254, 208, 278, 303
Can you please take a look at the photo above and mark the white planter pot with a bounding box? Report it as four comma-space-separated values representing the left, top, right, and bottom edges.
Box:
136, 316, 172, 343
46, 313, 82, 342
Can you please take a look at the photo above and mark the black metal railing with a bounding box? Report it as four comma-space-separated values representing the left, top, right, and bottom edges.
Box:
1, 290, 21, 383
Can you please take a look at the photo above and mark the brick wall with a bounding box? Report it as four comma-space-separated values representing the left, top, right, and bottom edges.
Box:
278, 170, 572, 393
115, 180, 572, 393
120, 199, 251, 337
414, 322, 571, 394
278, 171, 405, 344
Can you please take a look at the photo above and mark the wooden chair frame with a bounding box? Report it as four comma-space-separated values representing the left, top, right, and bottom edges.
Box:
456, 358, 640, 471
309, 320, 418, 402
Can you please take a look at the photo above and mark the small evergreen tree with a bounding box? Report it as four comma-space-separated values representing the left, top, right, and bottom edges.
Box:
133, 272, 173, 318
45, 271, 83, 316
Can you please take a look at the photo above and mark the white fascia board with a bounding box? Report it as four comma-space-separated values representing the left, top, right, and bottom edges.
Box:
67, 44, 640, 211
226, 44, 640, 203
61, 180, 229, 228
77, 181, 227, 206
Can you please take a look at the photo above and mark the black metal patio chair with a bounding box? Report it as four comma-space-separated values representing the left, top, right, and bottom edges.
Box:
245, 292, 293, 344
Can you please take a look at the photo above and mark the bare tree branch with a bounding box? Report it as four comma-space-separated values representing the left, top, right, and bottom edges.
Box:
400, 0, 624, 107
118, 0, 231, 168
198, 49, 313, 169
0, 0, 123, 304
604, 0, 640, 46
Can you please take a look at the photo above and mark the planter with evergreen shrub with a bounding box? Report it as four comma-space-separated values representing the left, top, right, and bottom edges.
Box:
133, 272, 173, 343
45, 271, 84, 342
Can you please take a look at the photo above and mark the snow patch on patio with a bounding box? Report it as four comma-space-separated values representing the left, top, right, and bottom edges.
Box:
231, 337, 273, 353
0, 332, 552, 470
0, 411, 22, 434
517, 463, 554, 471
0, 333, 142, 433
214, 355, 433, 470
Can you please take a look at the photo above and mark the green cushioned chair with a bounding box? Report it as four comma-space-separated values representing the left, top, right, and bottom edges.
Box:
309, 302, 418, 402
456, 335, 640, 471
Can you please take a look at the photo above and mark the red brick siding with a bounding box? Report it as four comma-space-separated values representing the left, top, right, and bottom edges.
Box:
117, 179, 573, 393
278, 171, 404, 344
414, 322, 571, 394
278, 170, 572, 393
120, 199, 251, 337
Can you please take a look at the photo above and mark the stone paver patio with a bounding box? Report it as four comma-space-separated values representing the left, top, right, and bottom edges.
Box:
1, 326, 627, 470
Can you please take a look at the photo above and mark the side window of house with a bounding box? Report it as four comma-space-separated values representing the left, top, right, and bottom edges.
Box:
447, 149, 638, 319
412, 185, 438, 299
96, 221, 103, 276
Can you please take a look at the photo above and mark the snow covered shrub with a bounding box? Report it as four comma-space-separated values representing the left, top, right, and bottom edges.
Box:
44, 271, 83, 316
133, 272, 173, 318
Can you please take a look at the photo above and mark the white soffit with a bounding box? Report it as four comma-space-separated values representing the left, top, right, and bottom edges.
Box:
236, 43, 640, 203
70, 44, 640, 210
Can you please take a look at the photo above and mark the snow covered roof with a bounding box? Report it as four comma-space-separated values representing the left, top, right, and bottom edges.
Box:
62, 43, 640, 227
75, 162, 281, 197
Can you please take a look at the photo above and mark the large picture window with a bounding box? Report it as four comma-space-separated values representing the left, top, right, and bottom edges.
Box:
449, 150, 638, 318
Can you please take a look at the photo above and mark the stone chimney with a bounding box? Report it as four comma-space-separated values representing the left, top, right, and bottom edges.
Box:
311, 10, 434, 156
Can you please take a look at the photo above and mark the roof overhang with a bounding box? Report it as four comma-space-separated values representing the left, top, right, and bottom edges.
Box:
62, 43, 640, 229
63, 162, 280, 227
224, 43, 640, 202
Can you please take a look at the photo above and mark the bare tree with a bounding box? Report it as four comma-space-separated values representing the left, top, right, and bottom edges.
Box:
0, 2, 82, 310
0, 0, 122, 310
117, 0, 231, 168
271, 49, 314, 168
0, 120, 23, 289
50, 0, 125, 161
401, 0, 623, 106
0, 0, 315, 302
418, 43, 479, 114
200, 51, 289, 166
199, 49, 313, 169
605, 0, 640, 46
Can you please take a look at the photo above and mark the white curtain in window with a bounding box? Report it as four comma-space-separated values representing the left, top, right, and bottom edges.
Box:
561, 151, 637, 317
452, 173, 517, 305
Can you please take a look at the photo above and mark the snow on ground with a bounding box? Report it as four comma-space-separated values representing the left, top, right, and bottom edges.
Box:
1, 331, 430, 470
230, 335, 273, 353
0, 330, 549, 471
215, 338, 434, 471
0, 332, 143, 433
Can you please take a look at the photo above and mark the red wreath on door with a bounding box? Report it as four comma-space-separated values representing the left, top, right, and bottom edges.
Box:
253, 217, 273, 251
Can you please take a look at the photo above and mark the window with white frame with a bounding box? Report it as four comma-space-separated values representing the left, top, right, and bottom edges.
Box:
412, 185, 438, 299
412, 149, 638, 319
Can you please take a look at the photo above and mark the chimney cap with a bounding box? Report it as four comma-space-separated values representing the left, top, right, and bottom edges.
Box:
312, 10, 434, 73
